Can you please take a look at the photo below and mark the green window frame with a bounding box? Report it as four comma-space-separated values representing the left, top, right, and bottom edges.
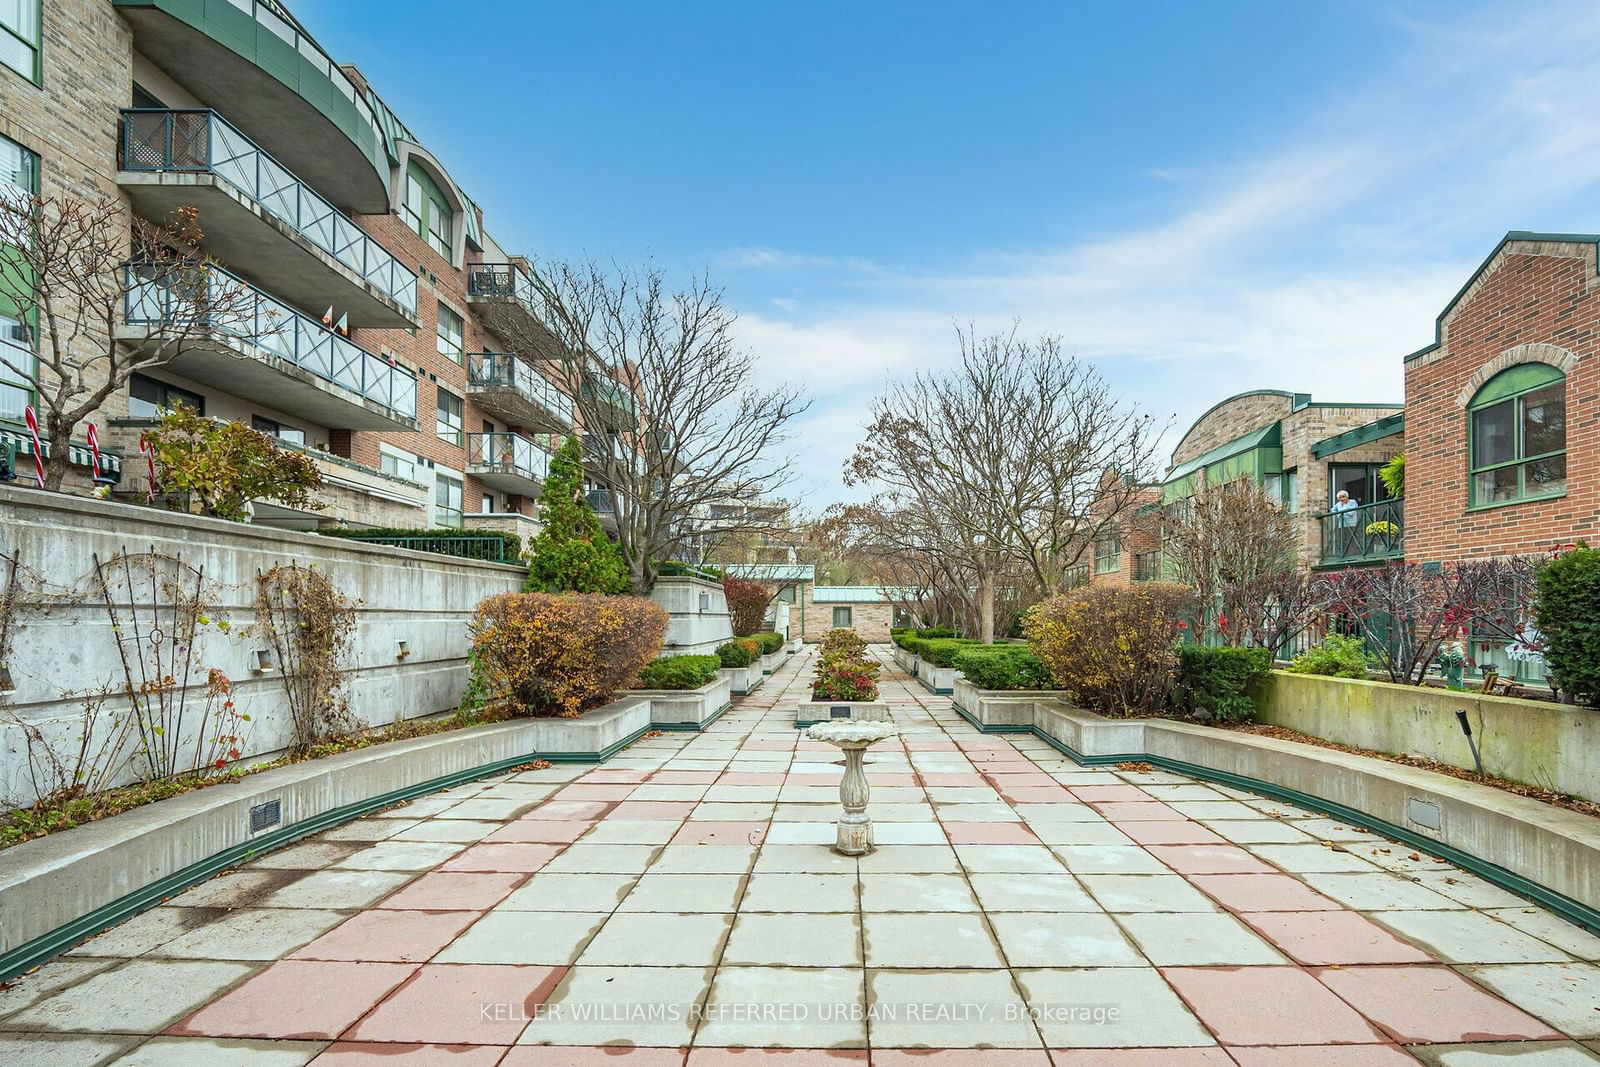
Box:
0, 132, 39, 423
435, 386, 463, 446
832, 606, 852, 627
0, 0, 41, 84
128, 373, 204, 419
1467, 363, 1566, 508
403, 162, 453, 262
433, 472, 463, 528
435, 301, 463, 364
1094, 532, 1121, 574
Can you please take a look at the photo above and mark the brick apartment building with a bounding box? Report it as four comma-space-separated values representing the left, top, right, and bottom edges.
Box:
0, 0, 632, 537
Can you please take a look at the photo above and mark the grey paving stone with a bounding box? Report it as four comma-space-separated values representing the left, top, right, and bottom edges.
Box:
1370, 910, 1574, 964
697, 965, 865, 1048
739, 872, 858, 912
866, 968, 1039, 1048
1460, 963, 1600, 1038
434, 910, 608, 965
498, 872, 639, 912
1115, 911, 1288, 966
989, 911, 1145, 967
0, 1032, 139, 1065
2, 959, 257, 1034
722, 912, 862, 966
577, 911, 731, 966
149, 908, 349, 962
67, 907, 225, 958
257, 869, 413, 911
518, 965, 711, 1047
1013, 966, 1215, 1048
113, 1036, 325, 1065
616, 873, 745, 913
859, 872, 980, 912
863, 912, 1004, 967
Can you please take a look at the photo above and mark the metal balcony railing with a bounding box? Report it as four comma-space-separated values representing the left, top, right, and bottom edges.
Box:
119, 109, 418, 315
466, 262, 538, 315
466, 432, 550, 484
586, 488, 617, 514
1318, 498, 1404, 565
122, 261, 417, 421
465, 352, 573, 425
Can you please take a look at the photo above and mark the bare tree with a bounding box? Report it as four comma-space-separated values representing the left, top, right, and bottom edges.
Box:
844, 325, 1163, 642
0, 194, 256, 491
1157, 479, 1308, 645
1314, 558, 1536, 685
481, 259, 808, 591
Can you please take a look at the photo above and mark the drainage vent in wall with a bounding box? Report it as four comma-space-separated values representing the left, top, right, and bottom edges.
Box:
1407, 797, 1442, 831
250, 799, 282, 834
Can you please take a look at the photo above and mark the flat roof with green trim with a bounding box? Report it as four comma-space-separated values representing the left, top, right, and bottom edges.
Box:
1311, 413, 1405, 458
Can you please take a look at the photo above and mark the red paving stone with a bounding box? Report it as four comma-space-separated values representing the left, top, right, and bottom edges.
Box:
169, 959, 417, 1039
291, 909, 480, 963
1051, 1051, 1233, 1065
1313, 965, 1564, 1043
504, 1049, 687, 1065
376, 872, 525, 911
984, 772, 1061, 788
671, 821, 769, 845
942, 822, 1040, 845
918, 773, 989, 787
1116, 821, 1229, 846
685, 1050, 868, 1064
484, 820, 594, 844
872, 1052, 1051, 1065
1091, 801, 1185, 821
1238, 911, 1435, 965
994, 786, 1075, 804
1225, 1046, 1421, 1066
576, 769, 652, 784
552, 784, 639, 802
1189, 873, 1343, 912
608, 801, 699, 820
440, 843, 565, 873
1068, 785, 1153, 802
716, 772, 787, 785
1161, 967, 1387, 1046
1145, 845, 1277, 875
314, 1042, 510, 1066
534, 801, 613, 821
651, 770, 724, 783
347, 963, 566, 1045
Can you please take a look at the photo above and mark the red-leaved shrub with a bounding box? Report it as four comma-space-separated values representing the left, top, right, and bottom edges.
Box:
722, 576, 771, 637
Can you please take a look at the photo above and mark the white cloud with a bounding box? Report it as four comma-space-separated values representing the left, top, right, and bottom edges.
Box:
730, 0, 1600, 500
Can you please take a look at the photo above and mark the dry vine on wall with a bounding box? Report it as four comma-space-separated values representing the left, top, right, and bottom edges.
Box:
255, 563, 357, 754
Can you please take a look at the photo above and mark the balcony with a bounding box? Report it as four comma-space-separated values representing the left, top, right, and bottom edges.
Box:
465, 262, 558, 350
465, 353, 572, 433
117, 262, 418, 431
465, 432, 550, 496
119, 110, 417, 328
1318, 499, 1404, 566
582, 373, 639, 431
586, 487, 618, 529
113, 0, 392, 211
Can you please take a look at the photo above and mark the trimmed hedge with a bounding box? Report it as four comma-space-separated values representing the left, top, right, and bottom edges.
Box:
953, 645, 1056, 690
716, 641, 754, 669
322, 527, 522, 561
1176, 645, 1274, 722
1535, 543, 1600, 707
636, 654, 723, 691
917, 637, 979, 668
750, 631, 785, 655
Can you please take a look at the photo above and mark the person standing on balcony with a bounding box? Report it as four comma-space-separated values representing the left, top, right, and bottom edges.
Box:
1331, 489, 1360, 554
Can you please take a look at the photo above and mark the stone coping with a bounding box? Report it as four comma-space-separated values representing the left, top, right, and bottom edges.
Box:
0, 697, 650, 982
961, 695, 1600, 931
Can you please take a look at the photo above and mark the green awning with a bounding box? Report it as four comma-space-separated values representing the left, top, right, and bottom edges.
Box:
1311, 413, 1404, 458
1162, 422, 1282, 501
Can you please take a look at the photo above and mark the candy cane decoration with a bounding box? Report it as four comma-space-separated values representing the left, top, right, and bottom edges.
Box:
22, 405, 44, 487
139, 434, 158, 502
86, 422, 102, 481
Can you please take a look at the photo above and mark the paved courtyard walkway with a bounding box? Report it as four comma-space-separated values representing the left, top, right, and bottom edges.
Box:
2, 648, 1598, 1065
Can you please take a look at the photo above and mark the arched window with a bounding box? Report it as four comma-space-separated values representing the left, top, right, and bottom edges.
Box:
1468, 363, 1566, 506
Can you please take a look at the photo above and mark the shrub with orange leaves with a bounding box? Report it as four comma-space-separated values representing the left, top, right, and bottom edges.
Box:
1024, 582, 1194, 718
469, 593, 668, 718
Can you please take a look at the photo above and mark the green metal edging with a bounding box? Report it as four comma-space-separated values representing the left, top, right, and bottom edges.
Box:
1020, 724, 1600, 936
0, 725, 649, 984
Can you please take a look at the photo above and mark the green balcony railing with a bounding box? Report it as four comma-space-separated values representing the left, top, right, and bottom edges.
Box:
1318, 498, 1404, 565
465, 352, 572, 425
120, 109, 417, 314
466, 431, 551, 485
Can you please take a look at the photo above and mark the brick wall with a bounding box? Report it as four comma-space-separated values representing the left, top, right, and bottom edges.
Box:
1170, 392, 1296, 466
804, 587, 894, 643
1404, 239, 1599, 561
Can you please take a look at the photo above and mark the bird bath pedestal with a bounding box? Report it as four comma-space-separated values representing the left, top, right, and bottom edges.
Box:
805, 720, 898, 856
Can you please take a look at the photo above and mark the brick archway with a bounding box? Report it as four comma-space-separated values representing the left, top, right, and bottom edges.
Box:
1454, 342, 1579, 408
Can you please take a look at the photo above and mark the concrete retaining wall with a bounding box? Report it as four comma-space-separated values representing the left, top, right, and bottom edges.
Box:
1258, 671, 1598, 803
650, 576, 734, 656
952, 679, 1073, 730
916, 658, 960, 694
0, 485, 524, 809
628, 676, 734, 728
719, 664, 762, 695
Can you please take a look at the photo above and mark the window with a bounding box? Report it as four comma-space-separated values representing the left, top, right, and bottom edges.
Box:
379, 444, 419, 482
435, 387, 463, 445
832, 606, 853, 628
434, 473, 463, 528
128, 374, 204, 418
402, 162, 453, 261
1282, 467, 1298, 514
1094, 533, 1122, 574
1327, 463, 1392, 511
0, 133, 37, 421
251, 416, 305, 446
481, 493, 495, 513
1468, 364, 1566, 506
0, 0, 40, 83
435, 301, 463, 364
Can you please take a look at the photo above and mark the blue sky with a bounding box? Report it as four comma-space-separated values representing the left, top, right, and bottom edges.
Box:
303, 0, 1600, 507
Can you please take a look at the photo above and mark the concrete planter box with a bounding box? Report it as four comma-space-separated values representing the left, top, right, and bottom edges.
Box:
794, 700, 891, 727
952, 677, 1074, 731
915, 658, 960, 694
650, 575, 734, 656
760, 650, 784, 674
891, 646, 918, 675
1032, 700, 1151, 759
1258, 671, 1600, 804
629, 676, 734, 730
719, 664, 763, 696
0, 697, 651, 981
788, 638, 804, 653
